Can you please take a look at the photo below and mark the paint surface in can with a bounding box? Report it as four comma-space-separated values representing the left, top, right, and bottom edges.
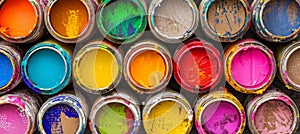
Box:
287, 49, 300, 85
0, 52, 13, 88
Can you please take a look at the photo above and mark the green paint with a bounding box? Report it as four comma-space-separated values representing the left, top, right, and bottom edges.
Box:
98, 0, 146, 43
97, 103, 130, 134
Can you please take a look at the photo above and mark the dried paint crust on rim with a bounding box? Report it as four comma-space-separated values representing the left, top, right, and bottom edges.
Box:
123, 40, 173, 94
245, 89, 299, 133
148, 0, 199, 43
251, 0, 300, 42
173, 39, 223, 93
199, 0, 251, 42
21, 41, 72, 95
37, 94, 87, 134
0, 0, 46, 43
224, 39, 276, 94
73, 41, 122, 94
44, 0, 96, 43
194, 89, 246, 134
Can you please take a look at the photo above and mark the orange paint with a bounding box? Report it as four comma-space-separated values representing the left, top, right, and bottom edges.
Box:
0, 0, 37, 38
130, 50, 166, 88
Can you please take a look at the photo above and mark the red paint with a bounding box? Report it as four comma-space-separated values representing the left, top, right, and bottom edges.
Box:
174, 39, 222, 93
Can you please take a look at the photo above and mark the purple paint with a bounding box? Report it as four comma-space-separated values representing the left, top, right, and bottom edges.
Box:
0, 104, 29, 134
202, 101, 241, 134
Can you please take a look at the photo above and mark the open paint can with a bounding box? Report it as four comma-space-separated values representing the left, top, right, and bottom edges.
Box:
251, 0, 300, 42
37, 93, 88, 134
142, 90, 193, 134
148, 0, 199, 43
277, 40, 300, 92
97, 0, 147, 44
225, 38, 276, 94
246, 88, 299, 133
194, 88, 246, 134
73, 41, 122, 94
0, 89, 41, 134
173, 39, 223, 93
123, 40, 173, 94
199, 0, 251, 42
45, 0, 96, 43
89, 91, 141, 134
0, 0, 46, 43
0, 42, 22, 94
21, 40, 73, 95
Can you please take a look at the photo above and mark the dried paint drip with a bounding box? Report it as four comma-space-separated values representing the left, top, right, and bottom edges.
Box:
50, 0, 88, 38
98, 0, 146, 43
143, 100, 191, 133
0, 104, 28, 134
262, 0, 300, 37
95, 103, 134, 134
207, 0, 246, 37
254, 100, 293, 134
287, 49, 300, 86
42, 104, 79, 134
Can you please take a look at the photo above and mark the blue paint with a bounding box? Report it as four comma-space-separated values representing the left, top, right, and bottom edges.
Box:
42, 104, 79, 134
27, 48, 66, 89
0, 52, 13, 88
263, 0, 300, 36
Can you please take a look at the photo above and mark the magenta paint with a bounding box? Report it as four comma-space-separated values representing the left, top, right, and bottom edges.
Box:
202, 101, 241, 134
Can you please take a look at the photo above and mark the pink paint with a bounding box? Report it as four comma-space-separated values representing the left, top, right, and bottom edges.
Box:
0, 104, 28, 134
254, 100, 293, 134
231, 47, 273, 88
201, 101, 241, 134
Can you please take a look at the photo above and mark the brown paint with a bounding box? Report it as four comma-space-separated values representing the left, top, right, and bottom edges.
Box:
287, 49, 300, 85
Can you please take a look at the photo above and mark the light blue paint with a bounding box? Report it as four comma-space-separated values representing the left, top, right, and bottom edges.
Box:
263, 0, 300, 36
27, 49, 66, 89
0, 53, 13, 88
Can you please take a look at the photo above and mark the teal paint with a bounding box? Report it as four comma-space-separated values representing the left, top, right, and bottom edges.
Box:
0, 52, 13, 88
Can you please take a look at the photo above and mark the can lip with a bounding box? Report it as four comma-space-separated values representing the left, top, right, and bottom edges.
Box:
0, 94, 33, 134
148, 0, 199, 43
44, 0, 95, 43
252, 0, 300, 42
73, 41, 123, 94
279, 41, 300, 90
89, 94, 141, 134
21, 43, 72, 95
0, 0, 43, 43
247, 90, 300, 133
123, 41, 173, 94
96, 0, 147, 44
225, 40, 276, 94
199, 0, 251, 42
173, 39, 223, 93
37, 94, 87, 134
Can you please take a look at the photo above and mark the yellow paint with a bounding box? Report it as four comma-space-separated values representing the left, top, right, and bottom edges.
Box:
62, 10, 81, 37
143, 101, 192, 134
77, 48, 118, 89
129, 50, 166, 88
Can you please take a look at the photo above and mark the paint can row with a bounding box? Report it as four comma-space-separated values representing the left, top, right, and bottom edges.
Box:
0, 87, 298, 134
0, 0, 299, 44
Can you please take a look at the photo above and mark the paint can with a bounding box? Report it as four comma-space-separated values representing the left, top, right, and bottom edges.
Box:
224, 38, 276, 94
45, 0, 96, 43
123, 40, 173, 94
89, 91, 141, 134
251, 0, 300, 42
199, 0, 251, 42
73, 41, 122, 94
194, 88, 246, 134
21, 40, 73, 95
277, 40, 300, 92
0, 0, 46, 43
142, 90, 193, 134
97, 0, 147, 44
0, 89, 42, 134
0, 42, 22, 94
148, 0, 199, 43
245, 88, 299, 133
173, 39, 223, 93
37, 93, 88, 134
